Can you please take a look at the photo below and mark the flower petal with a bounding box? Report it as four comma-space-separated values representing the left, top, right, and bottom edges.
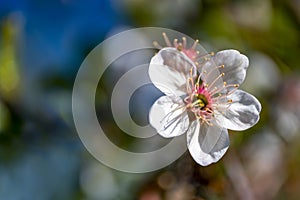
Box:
186, 120, 229, 166
149, 47, 196, 96
149, 95, 189, 138
203, 50, 249, 86
216, 90, 261, 131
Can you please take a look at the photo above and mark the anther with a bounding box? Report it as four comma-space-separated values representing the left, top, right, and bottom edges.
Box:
191, 40, 199, 50
205, 108, 213, 113
177, 44, 183, 51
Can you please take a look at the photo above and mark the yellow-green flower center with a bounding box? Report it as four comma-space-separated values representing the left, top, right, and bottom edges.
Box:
194, 94, 208, 109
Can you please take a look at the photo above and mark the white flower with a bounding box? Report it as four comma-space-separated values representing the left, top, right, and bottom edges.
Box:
149, 36, 261, 166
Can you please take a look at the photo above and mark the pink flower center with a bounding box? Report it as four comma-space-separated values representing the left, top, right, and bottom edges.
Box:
184, 72, 214, 124
193, 84, 211, 108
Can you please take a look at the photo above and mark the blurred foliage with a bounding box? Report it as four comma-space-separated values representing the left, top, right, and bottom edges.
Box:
0, 0, 299, 199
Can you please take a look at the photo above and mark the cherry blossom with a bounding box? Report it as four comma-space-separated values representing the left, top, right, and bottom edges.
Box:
149, 35, 261, 166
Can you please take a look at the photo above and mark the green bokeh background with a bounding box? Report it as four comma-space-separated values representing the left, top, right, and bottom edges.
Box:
0, 0, 300, 199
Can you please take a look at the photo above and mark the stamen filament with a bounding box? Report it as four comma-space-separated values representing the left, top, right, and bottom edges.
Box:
201, 64, 224, 82
193, 52, 215, 65
173, 38, 178, 47
182, 37, 187, 49
207, 73, 225, 90
191, 39, 199, 50
162, 32, 172, 47
210, 83, 239, 96
153, 41, 162, 49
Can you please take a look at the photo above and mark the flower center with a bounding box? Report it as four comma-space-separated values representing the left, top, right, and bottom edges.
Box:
184, 70, 215, 125
194, 94, 208, 109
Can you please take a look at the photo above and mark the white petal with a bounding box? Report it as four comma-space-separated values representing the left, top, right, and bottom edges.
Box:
149, 95, 189, 138
216, 50, 249, 85
200, 55, 225, 95
202, 50, 249, 86
149, 47, 196, 96
186, 120, 229, 166
216, 90, 261, 131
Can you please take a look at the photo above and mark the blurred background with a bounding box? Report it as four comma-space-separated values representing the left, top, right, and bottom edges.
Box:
0, 0, 300, 199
